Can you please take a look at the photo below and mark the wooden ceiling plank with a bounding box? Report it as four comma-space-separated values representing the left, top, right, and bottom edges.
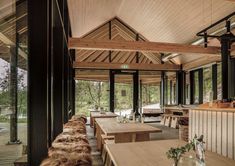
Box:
183, 55, 221, 70
73, 62, 180, 71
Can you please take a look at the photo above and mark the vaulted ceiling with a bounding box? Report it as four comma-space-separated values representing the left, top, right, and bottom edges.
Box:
68, 0, 235, 43
68, 0, 235, 83
68, 0, 235, 67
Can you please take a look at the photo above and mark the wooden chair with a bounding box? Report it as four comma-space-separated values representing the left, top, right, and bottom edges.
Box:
103, 139, 115, 166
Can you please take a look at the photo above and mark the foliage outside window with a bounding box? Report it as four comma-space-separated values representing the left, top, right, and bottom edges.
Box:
194, 71, 199, 104
142, 84, 160, 106
165, 72, 176, 105
203, 67, 212, 103
185, 73, 190, 105
75, 80, 109, 116
217, 63, 222, 100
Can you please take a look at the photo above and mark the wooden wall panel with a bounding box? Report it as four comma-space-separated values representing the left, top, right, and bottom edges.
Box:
203, 111, 208, 150
228, 113, 233, 159
217, 112, 222, 155
222, 112, 227, 157
207, 111, 212, 151
190, 110, 235, 160
212, 111, 217, 153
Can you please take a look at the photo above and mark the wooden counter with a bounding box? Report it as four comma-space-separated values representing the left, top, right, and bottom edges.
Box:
106, 139, 235, 166
189, 108, 235, 160
190, 107, 235, 112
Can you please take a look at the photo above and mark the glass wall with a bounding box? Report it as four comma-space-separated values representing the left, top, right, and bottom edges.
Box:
217, 63, 222, 100
75, 70, 109, 116
0, 0, 28, 164
203, 67, 212, 103
185, 72, 190, 104
194, 71, 199, 104
165, 72, 177, 105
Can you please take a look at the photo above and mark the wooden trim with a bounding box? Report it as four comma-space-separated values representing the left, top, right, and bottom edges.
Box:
69, 38, 220, 55
73, 62, 180, 71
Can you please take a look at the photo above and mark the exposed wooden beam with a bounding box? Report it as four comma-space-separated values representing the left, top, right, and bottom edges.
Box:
0, 46, 10, 54
0, 32, 27, 59
73, 62, 180, 71
69, 38, 220, 55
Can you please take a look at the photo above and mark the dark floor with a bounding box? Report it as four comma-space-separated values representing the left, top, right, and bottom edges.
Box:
86, 122, 179, 166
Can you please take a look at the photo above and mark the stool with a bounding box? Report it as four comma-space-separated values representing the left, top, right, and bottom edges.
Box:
103, 139, 114, 166
164, 116, 172, 127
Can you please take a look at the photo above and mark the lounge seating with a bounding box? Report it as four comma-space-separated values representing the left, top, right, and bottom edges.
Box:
40, 115, 92, 166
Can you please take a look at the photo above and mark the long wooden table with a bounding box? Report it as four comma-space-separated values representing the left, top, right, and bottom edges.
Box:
95, 118, 162, 150
90, 111, 117, 127
106, 139, 235, 166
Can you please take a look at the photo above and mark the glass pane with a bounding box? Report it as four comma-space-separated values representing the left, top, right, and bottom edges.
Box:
194, 71, 199, 104
185, 73, 190, 104
75, 80, 109, 116
0, 0, 28, 164
217, 63, 222, 100
165, 72, 176, 105
114, 75, 133, 115
203, 67, 212, 103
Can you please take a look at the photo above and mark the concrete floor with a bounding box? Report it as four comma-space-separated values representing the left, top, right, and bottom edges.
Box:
0, 123, 27, 166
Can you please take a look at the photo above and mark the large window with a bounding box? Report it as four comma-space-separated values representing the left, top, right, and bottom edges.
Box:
203, 67, 212, 103
185, 72, 190, 104
194, 71, 199, 104
165, 72, 177, 105
217, 63, 222, 100
0, 0, 28, 164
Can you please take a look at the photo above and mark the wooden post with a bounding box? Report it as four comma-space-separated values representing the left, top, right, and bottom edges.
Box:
9, 34, 20, 144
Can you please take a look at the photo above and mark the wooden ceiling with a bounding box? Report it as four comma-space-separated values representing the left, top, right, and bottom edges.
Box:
67, 0, 235, 83
0, 0, 28, 70
68, 0, 235, 43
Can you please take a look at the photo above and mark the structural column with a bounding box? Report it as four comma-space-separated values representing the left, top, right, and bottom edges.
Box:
109, 70, 115, 112
9, 35, 20, 144
220, 33, 235, 100
176, 70, 185, 105
28, 0, 51, 165
160, 71, 165, 110
189, 71, 194, 104
212, 64, 217, 100
133, 71, 139, 115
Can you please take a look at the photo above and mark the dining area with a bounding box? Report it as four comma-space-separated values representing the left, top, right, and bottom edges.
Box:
89, 110, 235, 166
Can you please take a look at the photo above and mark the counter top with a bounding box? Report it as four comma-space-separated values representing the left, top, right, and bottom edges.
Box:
190, 107, 235, 112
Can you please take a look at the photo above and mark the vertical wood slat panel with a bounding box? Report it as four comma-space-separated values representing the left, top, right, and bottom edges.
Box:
222, 112, 227, 157
217, 111, 222, 155
228, 113, 233, 159
207, 111, 212, 151
199, 111, 203, 136
212, 111, 217, 153
189, 110, 192, 140
190, 110, 235, 160
203, 111, 208, 150
195, 110, 199, 137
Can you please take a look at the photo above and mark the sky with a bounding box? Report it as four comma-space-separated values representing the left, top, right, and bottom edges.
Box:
0, 58, 27, 87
